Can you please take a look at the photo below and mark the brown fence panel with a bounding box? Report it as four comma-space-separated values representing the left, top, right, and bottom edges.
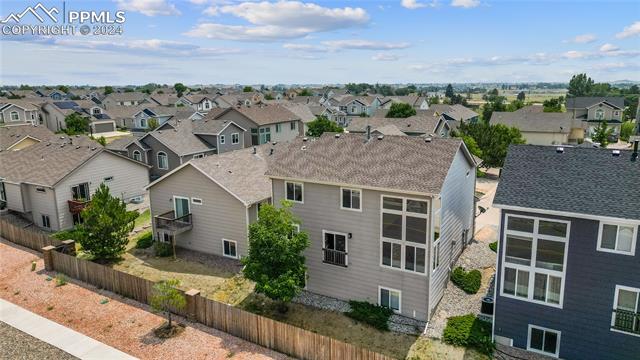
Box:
0, 218, 60, 252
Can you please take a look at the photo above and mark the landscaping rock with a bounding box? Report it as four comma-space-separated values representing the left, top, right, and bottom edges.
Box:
293, 290, 351, 313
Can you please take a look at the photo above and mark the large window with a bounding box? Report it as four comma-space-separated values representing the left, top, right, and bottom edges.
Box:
285, 181, 303, 203
222, 239, 238, 259
41, 214, 51, 229
501, 215, 569, 307
611, 285, 640, 336
259, 127, 271, 144
157, 152, 168, 170
379, 286, 401, 313
597, 222, 637, 256
380, 196, 428, 274
231, 133, 240, 144
595, 108, 605, 120
340, 188, 361, 211
322, 230, 348, 267
527, 325, 560, 357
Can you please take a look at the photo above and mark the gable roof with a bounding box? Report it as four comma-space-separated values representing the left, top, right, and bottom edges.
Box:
0, 124, 56, 151
494, 145, 640, 221
212, 105, 301, 126
490, 105, 573, 133
428, 104, 479, 121
192, 119, 246, 135
346, 115, 441, 135
565, 97, 624, 110
104, 92, 148, 102
0, 100, 40, 111
143, 119, 212, 156
266, 133, 468, 196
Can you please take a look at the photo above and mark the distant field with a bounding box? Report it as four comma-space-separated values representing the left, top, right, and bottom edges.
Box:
469, 90, 567, 104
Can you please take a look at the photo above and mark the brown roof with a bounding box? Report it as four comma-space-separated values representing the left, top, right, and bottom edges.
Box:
144, 119, 212, 156
266, 133, 466, 195
0, 99, 40, 111
213, 105, 300, 126
490, 105, 573, 134
346, 115, 440, 135
0, 124, 56, 150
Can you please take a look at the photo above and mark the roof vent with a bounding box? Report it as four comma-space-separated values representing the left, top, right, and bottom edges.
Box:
60, 144, 65, 148
301, 145, 307, 150
272, 141, 277, 146
424, 137, 432, 143
335, 133, 341, 138
76, 145, 80, 149
612, 149, 621, 157
46, 143, 51, 146
556, 146, 564, 154
377, 135, 384, 140
90, 147, 96, 151
302, 137, 308, 142
253, 147, 257, 154
270, 148, 274, 155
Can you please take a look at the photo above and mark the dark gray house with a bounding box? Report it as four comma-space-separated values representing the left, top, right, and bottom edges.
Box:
492, 144, 640, 359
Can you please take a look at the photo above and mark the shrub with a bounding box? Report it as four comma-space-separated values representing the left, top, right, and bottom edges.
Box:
451, 267, 482, 294
443, 314, 494, 355
154, 241, 173, 257
489, 241, 497, 252
55, 274, 67, 287
52, 229, 79, 241
345, 300, 394, 331
135, 231, 153, 249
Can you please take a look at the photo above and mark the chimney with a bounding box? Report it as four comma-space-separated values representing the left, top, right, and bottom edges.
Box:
632, 140, 639, 162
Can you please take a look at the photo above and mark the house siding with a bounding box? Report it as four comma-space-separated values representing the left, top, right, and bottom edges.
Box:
141, 135, 181, 178
126, 142, 148, 164
261, 121, 300, 144
4, 182, 25, 212
214, 110, 258, 146
25, 184, 59, 230
494, 209, 640, 360
521, 132, 569, 146
1, 105, 37, 126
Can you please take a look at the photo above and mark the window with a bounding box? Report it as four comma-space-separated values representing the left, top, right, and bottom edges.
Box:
191, 198, 203, 205
10, 111, 19, 121
285, 181, 303, 203
103, 176, 114, 182
31, 113, 35, 120
35, 187, 46, 193
231, 133, 240, 144
595, 108, 605, 120
340, 188, 361, 211
222, 239, 238, 258
132, 150, 142, 162
71, 183, 90, 201
614, 111, 620, 116
193, 153, 205, 159
500, 215, 569, 307
0, 181, 5, 203
140, 118, 147, 128
158, 233, 173, 244
379, 287, 401, 313
432, 197, 441, 271
251, 128, 259, 146
290, 121, 297, 130
41, 215, 51, 229
259, 127, 271, 144
611, 285, 640, 336
380, 196, 428, 274
275, 123, 282, 133
157, 152, 168, 170
528, 325, 560, 357
220, 135, 225, 144
323, 230, 348, 266
597, 222, 637, 255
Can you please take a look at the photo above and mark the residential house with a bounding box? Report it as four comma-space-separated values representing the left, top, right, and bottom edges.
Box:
380, 96, 429, 110
0, 136, 149, 231
0, 123, 56, 151
490, 105, 575, 145
492, 144, 639, 359
566, 97, 625, 140
337, 96, 383, 119
176, 95, 216, 113
310, 105, 348, 127
428, 104, 480, 127
67, 88, 102, 100
346, 113, 450, 137
0, 100, 41, 126
41, 100, 117, 134
35, 88, 67, 100
149, 93, 179, 107
266, 133, 476, 321
8, 90, 39, 98
102, 92, 149, 108
145, 145, 275, 257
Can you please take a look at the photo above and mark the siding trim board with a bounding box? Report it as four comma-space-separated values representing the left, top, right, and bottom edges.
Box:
271, 176, 438, 198
495, 204, 640, 225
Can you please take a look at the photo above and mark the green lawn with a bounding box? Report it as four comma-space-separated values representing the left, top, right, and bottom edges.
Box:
134, 209, 150, 229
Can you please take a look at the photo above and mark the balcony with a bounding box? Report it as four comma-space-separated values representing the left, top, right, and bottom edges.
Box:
68, 199, 89, 214
612, 309, 640, 335
323, 248, 348, 267
154, 211, 192, 235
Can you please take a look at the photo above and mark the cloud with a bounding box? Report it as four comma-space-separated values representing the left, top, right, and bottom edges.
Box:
115, 0, 181, 16
321, 39, 410, 50
372, 53, 400, 61
203, 6, 218, 15
563, 50, 586, 59
599, 43, 619, 52
450, 0, 480, 8
616, 21, 640, 39
401, 0, 438, 9
565, 34, 597, 44
283, 43, 326, 52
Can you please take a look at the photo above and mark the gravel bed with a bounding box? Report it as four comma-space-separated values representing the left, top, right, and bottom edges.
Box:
0, 321, 77, 360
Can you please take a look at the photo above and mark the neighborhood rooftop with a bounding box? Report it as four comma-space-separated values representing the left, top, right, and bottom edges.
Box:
490, 105, 574, 133
494, 144, 640, 220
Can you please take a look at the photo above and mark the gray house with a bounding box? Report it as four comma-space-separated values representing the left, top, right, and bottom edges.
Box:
492, 144, 640, 359
0, 100, 41, 126
266, 133, 476, 321
566, 97, 625, 140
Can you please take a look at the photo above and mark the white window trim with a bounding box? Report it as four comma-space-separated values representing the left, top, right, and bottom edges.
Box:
231, 132, 240, 144
527, 324, 561, 358
322, 229, 349, 266
339, 187, 362, 212
172, 195, 190, 217
191, 197, 203, 205
103, 176, 114, 182
292, 223, 300, 233
596, 222, 637, 256
220, 135, 225, 144
41, 214, 51, 229
379, 195, 429, 276
611, 284, 640, 338
157, 151, 168, 170
378, 286, 402, 313
500, 214, 570, 309
132, 150, 142, 161
222, 238, 238, 259
192, 153, 205, 159
284, 181, 304, 204
10, 111, 20, 121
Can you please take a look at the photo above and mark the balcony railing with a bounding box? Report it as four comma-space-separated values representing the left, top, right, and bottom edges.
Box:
323, 248, 348, 267
155, 211, 192, 234
68, 199, 89, 214
612, 309, 640, 335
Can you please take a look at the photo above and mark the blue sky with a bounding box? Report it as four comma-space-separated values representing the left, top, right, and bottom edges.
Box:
1, 0, 639, 85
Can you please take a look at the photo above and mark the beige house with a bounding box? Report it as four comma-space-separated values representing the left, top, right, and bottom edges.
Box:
490, 105, 575, 145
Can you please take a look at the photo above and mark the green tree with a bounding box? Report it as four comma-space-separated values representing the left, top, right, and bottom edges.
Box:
150, 279, 186, 329
306, 116, 344, 137
95, 136, 107, 146
517, 91, 526, 101
567, 73, 594, 97
264, 93, 274, 100
242, 201, 310, 312
429, 96, 440, 105
75, 183, 139, 262
147, 118, 159, 131
543, 97, 564, 112
174, 83, 187, 97
298, 88, 312, 96
63, 113, 90, 135
243, 86, 253, 92
591, 121, 614, 148
386, 103, 417, 118
506, 100, 525, 112
445, 84, 455, 99
458, 122, 525, 168
461, 135, 482, 158
19, 84, 32, 90
57, 85, 69, 93
481, 96, 506, 122
104, 86, 113, 95
620, 121, 636, 142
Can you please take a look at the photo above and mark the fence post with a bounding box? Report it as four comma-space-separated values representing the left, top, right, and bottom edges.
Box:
42, 246, 56, 271
60, 240, 76, 256
185, 289, 200, 321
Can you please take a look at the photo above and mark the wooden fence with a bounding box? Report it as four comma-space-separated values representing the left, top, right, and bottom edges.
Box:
47, 250, 392, 360
0, 217, 60, 252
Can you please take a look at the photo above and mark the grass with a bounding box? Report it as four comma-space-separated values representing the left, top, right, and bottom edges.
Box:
443, 315, 494, 355
489, 242, 497, 252
407, 337, 490, 360
134, 209, 151, 229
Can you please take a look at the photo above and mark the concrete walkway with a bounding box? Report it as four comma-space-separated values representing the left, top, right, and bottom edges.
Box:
0, 299, 137, 360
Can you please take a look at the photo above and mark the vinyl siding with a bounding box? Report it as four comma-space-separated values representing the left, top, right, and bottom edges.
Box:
494, 210, 640, 360
1, 105, 37, 126
217, 123, 246, 153
149, 165, 249, 257
264, 121, 300, 144
25, 184, 59, 230
141, 135, 181, 178
214, 111, 258, 146
126, 142, 148, 164
521, 132, 569, 146
4, 182, 25, 212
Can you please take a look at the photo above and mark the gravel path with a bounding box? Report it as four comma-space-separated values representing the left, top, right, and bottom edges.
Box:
0, 321, 77, 360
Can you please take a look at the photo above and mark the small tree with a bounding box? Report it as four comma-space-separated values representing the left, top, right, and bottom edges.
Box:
243, 86, 253, 92
591, 121, 614, 148
386, 103, 417, 118
516, 91, 526, 101
95, 136, 107, 146
298, 88, 312, 96
150, 279, 186, 330
64, 113, 90, 135
104, 86, 114, 95
242, 201, 309, 312
75, 183, 138, 262
174, 83, 187, 97
147, 118, 159, 131
306, 116, 344, 137
620, 121, 635, 142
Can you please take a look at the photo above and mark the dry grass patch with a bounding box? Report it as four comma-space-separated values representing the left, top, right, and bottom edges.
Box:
407, 337, 490, 360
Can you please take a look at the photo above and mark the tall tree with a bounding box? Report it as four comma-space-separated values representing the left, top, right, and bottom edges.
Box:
591, 121, 614, 148
458, 122, 525, 168
445, 84, 455, 99
543, 97, 564, 112
567, 73, 594, 97
243, 86, 253, 92
104, 86, 114, 95
516, 91, 526, 101
306, 116, 344, 137
386, 102, 417, 118
242, 201, 309, 312
174, 83, 187, 97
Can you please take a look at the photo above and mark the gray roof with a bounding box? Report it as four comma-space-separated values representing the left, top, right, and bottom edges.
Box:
0, 124, 56, 150
104, 92, 148, 102
278, 103, 316, 123
565, 97, 624, 110
192, 118, 244, 135
105, 136, 137, 152
266, 133, 467, 195
214, 105, 300, 126
346, 115, 440, 135
494, 145, 640, 220
371, 124, 406, 136
490, 105, 573, 133
144, 119, 212, 156
0, 99, 40, 111
429, 104, 478, 121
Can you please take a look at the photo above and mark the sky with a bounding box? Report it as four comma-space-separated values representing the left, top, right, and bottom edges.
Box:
0, 0, 639, 85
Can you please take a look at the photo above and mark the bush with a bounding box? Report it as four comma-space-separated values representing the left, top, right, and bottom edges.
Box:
489, 241, 497, 252
154, 241, 173, 257
443, 314, 494, 355
135, 231, 153, 249
451, 267, 482, 294
345, 300, 394, 331
52, 229, 79, 241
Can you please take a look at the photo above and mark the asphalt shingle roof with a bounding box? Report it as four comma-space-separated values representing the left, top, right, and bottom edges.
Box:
0, 124, 56, 150
494, 145, 640, 220
490, 105, 573, 133
145, 119, 212, 156
346, 115, 440, 135
565, 97, 624, 110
